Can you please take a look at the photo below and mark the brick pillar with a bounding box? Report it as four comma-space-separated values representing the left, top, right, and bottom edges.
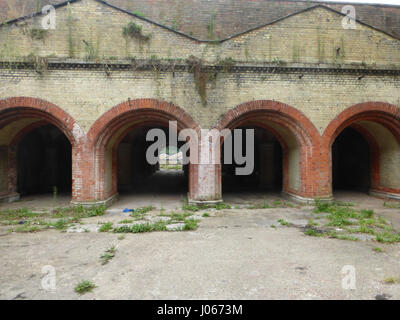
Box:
70, 141, 105, 206
188, 130, 222, 203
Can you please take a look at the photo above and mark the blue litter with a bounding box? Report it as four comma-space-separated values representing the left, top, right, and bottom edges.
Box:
123, 208, 134, 213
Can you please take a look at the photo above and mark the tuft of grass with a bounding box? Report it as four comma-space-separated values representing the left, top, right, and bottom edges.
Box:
99, 222, 113, 233
113, 221, 167, 234
304, 228, 323, 237
373, 247, 384, 253
327, 232, 359, 241
202, 213, 210, 217
100, 246, 116, 265
118, 235, 125, 240
214, 202, 231, 210
384, 201, 400, 209
119, 219, 133, 224
360, 209, 374, 218
182, 202, 231, 211
248, 201, 271, 209
182, 204, 201, 212
375, 231, 400, 243
74, 280, 96, 295
384, 276, 400, 284
308, 219, 319, 226
183, 219, 199, 231
131, 206, 155, 219
277, 219, 290, 226
51, 219, 70, 231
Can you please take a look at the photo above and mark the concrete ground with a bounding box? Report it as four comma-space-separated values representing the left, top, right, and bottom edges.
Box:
0, 191, 400, 300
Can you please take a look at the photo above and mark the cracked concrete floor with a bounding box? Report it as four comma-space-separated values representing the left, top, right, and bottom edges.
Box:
1, 202, 400, 300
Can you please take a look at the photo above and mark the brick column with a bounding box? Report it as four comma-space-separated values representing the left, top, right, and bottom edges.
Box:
188, 130, 222, 204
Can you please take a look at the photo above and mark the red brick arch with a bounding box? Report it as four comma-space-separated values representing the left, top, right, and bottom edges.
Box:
322, 102, 400, 149
214, 100, 322, 199
0, 97, 85, 201
0, 97, 82, 146
322, 102, 400, 196
86, 99, 201, 201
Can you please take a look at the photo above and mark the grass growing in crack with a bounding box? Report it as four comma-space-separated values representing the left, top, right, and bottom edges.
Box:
2, 205, 107, 233
183, 219, 199, 231
113, 221, 167, 233
202, 213, 210, 217
99, 222, 113, 233
130, 206, 155, 219
119, 219, 133, 224
182, 202, 231, 211
248, 199, 294, 209
159, 212, 191, 222
304, 228, 324, 237
100, 246, 116, 265
182, 204, 201, 212
384, 276, 400, 284
277, 219, 290, 226
310, 200, 400, 243
308, 219, 319, 226
375, 232, 400, 243
384, 201, 400, 209
248, 201, 271, 209
53, 219, 70, 231
74, 280, 96, 295
118, 235, 125, 240
373, 247, 384, 253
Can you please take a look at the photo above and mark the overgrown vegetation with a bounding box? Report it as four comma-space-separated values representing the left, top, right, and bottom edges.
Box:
304, 200, 400, 243
2, 205, 106, 233
186, 55, 211, 106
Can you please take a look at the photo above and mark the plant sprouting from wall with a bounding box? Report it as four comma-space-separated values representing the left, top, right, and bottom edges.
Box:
83, 39, 99, 61
317, 35, 325, 63
217, 57, 235, 72
186, 55, 215, 106
26, 53, 48, 74
29, 28, 48, 40
123, 22, 150, 42
67, 3, 74, 58
207, 12, 217, 40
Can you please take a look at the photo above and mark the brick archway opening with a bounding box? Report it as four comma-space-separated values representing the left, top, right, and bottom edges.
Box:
0, 98, 80, 204
214, 100, 321, 201
87, 99, 200, 205
220, 123, 284, 196
323, 102, 400, 200
332, 126, 371, 193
